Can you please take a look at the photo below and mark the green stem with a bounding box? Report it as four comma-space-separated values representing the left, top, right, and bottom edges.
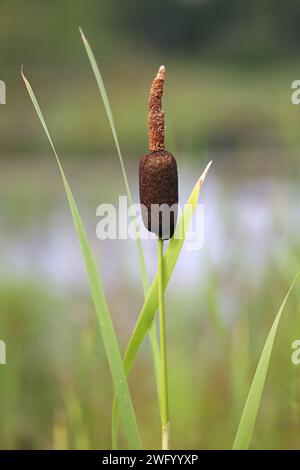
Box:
158, 238, 169, 450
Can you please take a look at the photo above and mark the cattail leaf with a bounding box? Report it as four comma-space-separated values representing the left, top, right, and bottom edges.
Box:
232, 271, 300, 450
22, 70, 142, 450
112, 161, 212, 447
79, 28, 162, 433
79, 27, 153, 295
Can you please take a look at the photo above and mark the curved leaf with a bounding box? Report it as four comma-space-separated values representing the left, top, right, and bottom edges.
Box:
233, 271, 300, 450
22, 70, 142, 450
112, 161, 212, 447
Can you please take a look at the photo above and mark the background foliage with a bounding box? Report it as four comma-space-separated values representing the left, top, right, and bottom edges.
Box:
1, 0, 300, 449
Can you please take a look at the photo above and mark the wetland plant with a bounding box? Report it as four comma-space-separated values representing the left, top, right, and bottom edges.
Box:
21, 29, 300, 450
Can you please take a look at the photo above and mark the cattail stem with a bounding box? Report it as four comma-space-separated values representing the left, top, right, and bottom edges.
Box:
158, 237, 169, 450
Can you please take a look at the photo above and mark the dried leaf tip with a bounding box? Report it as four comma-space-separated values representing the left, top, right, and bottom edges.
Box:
148, 65, 166, 152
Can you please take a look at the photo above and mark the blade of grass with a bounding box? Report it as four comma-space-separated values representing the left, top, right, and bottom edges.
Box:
232, 271, 300, 450
112, 161, 212, 447
123, 162, 211, 379
79, 27, 148, 292
22, 69, 142, 450
79, 27, 161, 423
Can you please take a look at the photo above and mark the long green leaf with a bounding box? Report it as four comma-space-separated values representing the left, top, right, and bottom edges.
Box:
79, 27, 149, 293
79, 27, 161, 429
22, 69, 142, 450
112, 161, 212, 447
232, 271, 300, 450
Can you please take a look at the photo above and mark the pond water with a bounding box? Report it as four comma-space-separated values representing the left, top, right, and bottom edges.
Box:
0, 157, 299, 311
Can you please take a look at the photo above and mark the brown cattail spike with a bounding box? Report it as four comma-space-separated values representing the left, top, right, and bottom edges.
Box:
139, 149, 178, 239
148, 65, 166, 152
140, 65, 178, 239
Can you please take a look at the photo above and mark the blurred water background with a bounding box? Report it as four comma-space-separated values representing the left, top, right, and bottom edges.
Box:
1, 0, 300, 449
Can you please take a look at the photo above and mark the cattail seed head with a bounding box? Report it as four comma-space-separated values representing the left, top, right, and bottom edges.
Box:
139, 66, 178, 239
139, 150, 178, 239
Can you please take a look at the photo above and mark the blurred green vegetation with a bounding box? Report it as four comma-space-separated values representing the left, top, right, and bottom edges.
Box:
1, 264, 300, 449
1, 0, 300, 450
2, 0, 300, 157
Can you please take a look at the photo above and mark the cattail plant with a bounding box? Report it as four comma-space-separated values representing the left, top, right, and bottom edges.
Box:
24, 30, 214, 451
139, 66, 178, 450
23, 29, 300, 451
